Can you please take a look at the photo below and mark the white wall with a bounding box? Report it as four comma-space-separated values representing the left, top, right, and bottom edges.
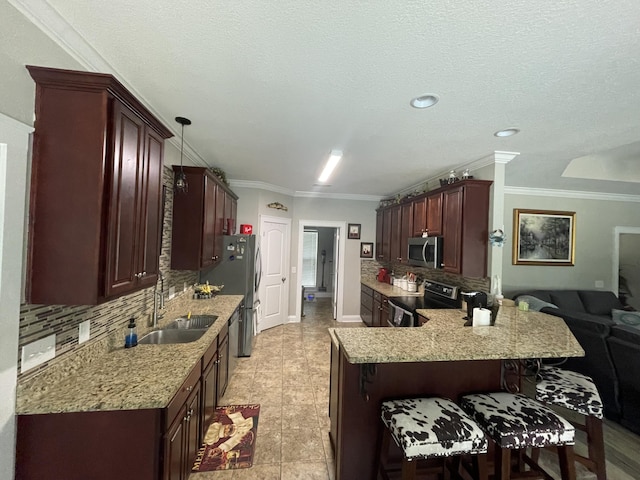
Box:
0, 114, 33, 480
502, 192, 640, 294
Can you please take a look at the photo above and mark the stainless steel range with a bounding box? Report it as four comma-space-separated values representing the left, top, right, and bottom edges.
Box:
388, 279, 461, 327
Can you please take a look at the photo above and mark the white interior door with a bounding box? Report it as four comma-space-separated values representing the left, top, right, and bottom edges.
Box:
259, 217, 290, 331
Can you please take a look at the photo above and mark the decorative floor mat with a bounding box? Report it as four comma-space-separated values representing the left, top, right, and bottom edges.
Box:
192, 404, 260, 472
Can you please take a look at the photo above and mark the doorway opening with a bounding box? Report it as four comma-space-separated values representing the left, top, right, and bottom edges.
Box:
296, 221, 346, 322
614, 226, 640, 311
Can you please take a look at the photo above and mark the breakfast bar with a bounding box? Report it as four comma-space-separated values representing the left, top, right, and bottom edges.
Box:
328, 306, 584, 480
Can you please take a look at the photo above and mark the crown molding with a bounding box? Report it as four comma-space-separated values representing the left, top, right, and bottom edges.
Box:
505, 186, 640, 203
9, 0, 211, 170
229, 180, 382, 201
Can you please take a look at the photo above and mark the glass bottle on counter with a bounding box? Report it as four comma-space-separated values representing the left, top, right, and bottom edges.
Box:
124, 318, 138, 348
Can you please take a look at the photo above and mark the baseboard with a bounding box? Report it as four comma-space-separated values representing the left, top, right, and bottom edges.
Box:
339, 315, 363, 323
287, 315, 300, 324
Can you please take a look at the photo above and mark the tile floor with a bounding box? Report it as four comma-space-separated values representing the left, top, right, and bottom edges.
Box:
190, 297, 640, 480
189, 297, 357, 480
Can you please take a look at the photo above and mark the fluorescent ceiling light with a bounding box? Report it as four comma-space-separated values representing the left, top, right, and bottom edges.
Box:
318, 150, 343, 183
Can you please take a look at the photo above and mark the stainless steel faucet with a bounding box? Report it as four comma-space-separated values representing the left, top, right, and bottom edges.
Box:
152, 273, 166, 328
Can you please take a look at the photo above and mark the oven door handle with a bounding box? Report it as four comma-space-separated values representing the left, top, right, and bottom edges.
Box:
388, 301, 415, 327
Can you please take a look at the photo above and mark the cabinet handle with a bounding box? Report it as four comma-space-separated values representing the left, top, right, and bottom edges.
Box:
186, 385, 193, 392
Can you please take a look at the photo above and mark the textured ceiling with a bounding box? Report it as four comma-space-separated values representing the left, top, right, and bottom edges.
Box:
13, 0, 640, 197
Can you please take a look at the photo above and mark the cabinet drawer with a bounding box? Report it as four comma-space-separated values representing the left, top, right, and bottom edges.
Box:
218, 321, 229, 343
166, 361, 201, 425
373, 291, 382, 302
361, 284, 373, 297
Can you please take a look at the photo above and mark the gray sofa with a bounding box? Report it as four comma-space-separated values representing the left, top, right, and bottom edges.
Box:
512, 289, 625, 422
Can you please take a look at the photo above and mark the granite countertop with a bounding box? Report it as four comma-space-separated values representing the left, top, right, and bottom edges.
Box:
333, 306, 584, 364
16, 294, 244, 415
360, 277, 422, 297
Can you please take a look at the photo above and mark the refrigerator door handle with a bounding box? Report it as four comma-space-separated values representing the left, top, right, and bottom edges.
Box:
255, 244, 263, 292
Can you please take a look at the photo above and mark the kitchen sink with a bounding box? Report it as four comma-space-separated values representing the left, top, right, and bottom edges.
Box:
164, 315, 218, 330
138, 329, 207, 345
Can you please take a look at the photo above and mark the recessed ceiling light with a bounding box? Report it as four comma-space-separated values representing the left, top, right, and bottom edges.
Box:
494, 128, 520, 137
410, 94, 439, 109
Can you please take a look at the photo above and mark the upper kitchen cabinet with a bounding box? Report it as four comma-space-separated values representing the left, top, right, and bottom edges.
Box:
441, 180, 492, 277
426, 192, 443, 236
171, 167, 238, 271
26, 66, 172, 305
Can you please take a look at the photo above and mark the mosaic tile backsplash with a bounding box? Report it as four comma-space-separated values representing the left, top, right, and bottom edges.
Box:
18, 167, 198, 380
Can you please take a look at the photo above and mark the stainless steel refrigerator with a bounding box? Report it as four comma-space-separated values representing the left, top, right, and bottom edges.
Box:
200, 234, 261, 357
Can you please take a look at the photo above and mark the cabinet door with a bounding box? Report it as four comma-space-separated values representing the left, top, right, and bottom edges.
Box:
442, 187, 463, 273
105, 102, 145, 298
163, 414, 185, 480
217, 333, 230, 403
372, 296, 381, 327
201, 175, 216, 269
382, 209, 392, 262
400, 203, 413, 263
223, 191, 237, 235
375, 210, 384, 261
389, 205, 402, 262
213, 183, 225, 267
412, 197, 427, 237
137, 128, 164, 288
426, 193, 443, 236
184, 385, 202, 480
381, 297, 390, 327
201, 356, 218, 442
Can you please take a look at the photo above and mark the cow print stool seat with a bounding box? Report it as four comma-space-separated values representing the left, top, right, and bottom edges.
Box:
378, 397, 489, 480
535, 365, 606, 479
460, 392, 576, 480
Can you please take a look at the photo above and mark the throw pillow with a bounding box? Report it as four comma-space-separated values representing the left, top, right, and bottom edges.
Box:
578, 290, 624, 315
550, 291, 586, 312
612, 309, 640, 329
515, 295, 558, 312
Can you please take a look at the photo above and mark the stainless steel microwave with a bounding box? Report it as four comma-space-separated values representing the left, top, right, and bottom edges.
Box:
407, 236, 443, 268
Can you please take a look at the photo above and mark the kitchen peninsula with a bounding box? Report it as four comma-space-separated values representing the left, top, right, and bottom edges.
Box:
329, 306, 584, 480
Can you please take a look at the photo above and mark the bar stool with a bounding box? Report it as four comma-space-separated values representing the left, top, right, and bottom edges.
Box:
378, 397, 489, 480
460, 392, 576, 480
534, 365, 606, 479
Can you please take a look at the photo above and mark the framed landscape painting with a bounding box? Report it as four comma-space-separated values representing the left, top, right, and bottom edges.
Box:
512, 209, 576, 266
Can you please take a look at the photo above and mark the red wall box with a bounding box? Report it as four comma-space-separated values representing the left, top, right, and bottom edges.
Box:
240, 224, 252, 235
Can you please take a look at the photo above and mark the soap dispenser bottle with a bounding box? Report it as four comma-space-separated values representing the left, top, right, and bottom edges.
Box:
125, 318, 138, 348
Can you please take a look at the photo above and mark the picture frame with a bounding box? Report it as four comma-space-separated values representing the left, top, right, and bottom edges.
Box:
512, 209, 576, 266
360, 242, 373, 259
348, 223, 361, 239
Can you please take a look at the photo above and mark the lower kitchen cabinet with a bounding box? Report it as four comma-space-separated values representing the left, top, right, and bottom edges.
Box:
164, 362, 202, 480
16, 323, 234, 480
373, 291, 390, 327
360, 284, 374, 327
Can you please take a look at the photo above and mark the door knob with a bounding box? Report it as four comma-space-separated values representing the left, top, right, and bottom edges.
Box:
282, 277, 286, 283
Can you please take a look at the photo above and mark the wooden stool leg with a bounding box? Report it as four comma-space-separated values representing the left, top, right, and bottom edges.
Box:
401, 458, 417, 480
495, 447, 512, 480
378, 427, 392, 480
586, 416, 606, 480
557, 445, 577, 480
474, 453, 489, 480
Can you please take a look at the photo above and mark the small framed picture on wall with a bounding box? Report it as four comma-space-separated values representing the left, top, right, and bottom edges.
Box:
348, 223, 361, 239
360, 242, 373, 258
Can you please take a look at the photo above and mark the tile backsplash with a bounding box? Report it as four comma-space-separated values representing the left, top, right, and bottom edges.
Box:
18, 167, 198, 380
361, 259, 491, 293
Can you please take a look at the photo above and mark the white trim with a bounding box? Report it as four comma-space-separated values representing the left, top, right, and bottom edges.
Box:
295, 220, 346, 323
505, 186, 640, 203
340, 315, 364, 323
0, 113, 34, 134
9, 0, 210, 171
229, 179, 382, 202
287, 315, 299, 323
612, 226, 640, 298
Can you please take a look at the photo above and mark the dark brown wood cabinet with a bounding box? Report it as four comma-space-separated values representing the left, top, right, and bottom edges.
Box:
170, 167, 238, 270
382, 208, 392, 262
373, 291, 390, 327
375, 209, 384, 261
441, 181, 492, 277
399, 203, 413, 263
25, 66, 172, 305
216, 329, 230, 404
426, 192, 443, 236
412, 196, 427, 237
360, 284, 374, 327
389, 205, 403, 262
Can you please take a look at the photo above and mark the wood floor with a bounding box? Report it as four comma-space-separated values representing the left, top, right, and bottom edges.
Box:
190, 297, 640, 479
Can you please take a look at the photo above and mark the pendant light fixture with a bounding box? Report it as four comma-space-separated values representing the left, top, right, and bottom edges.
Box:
174, 116, 192, 193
